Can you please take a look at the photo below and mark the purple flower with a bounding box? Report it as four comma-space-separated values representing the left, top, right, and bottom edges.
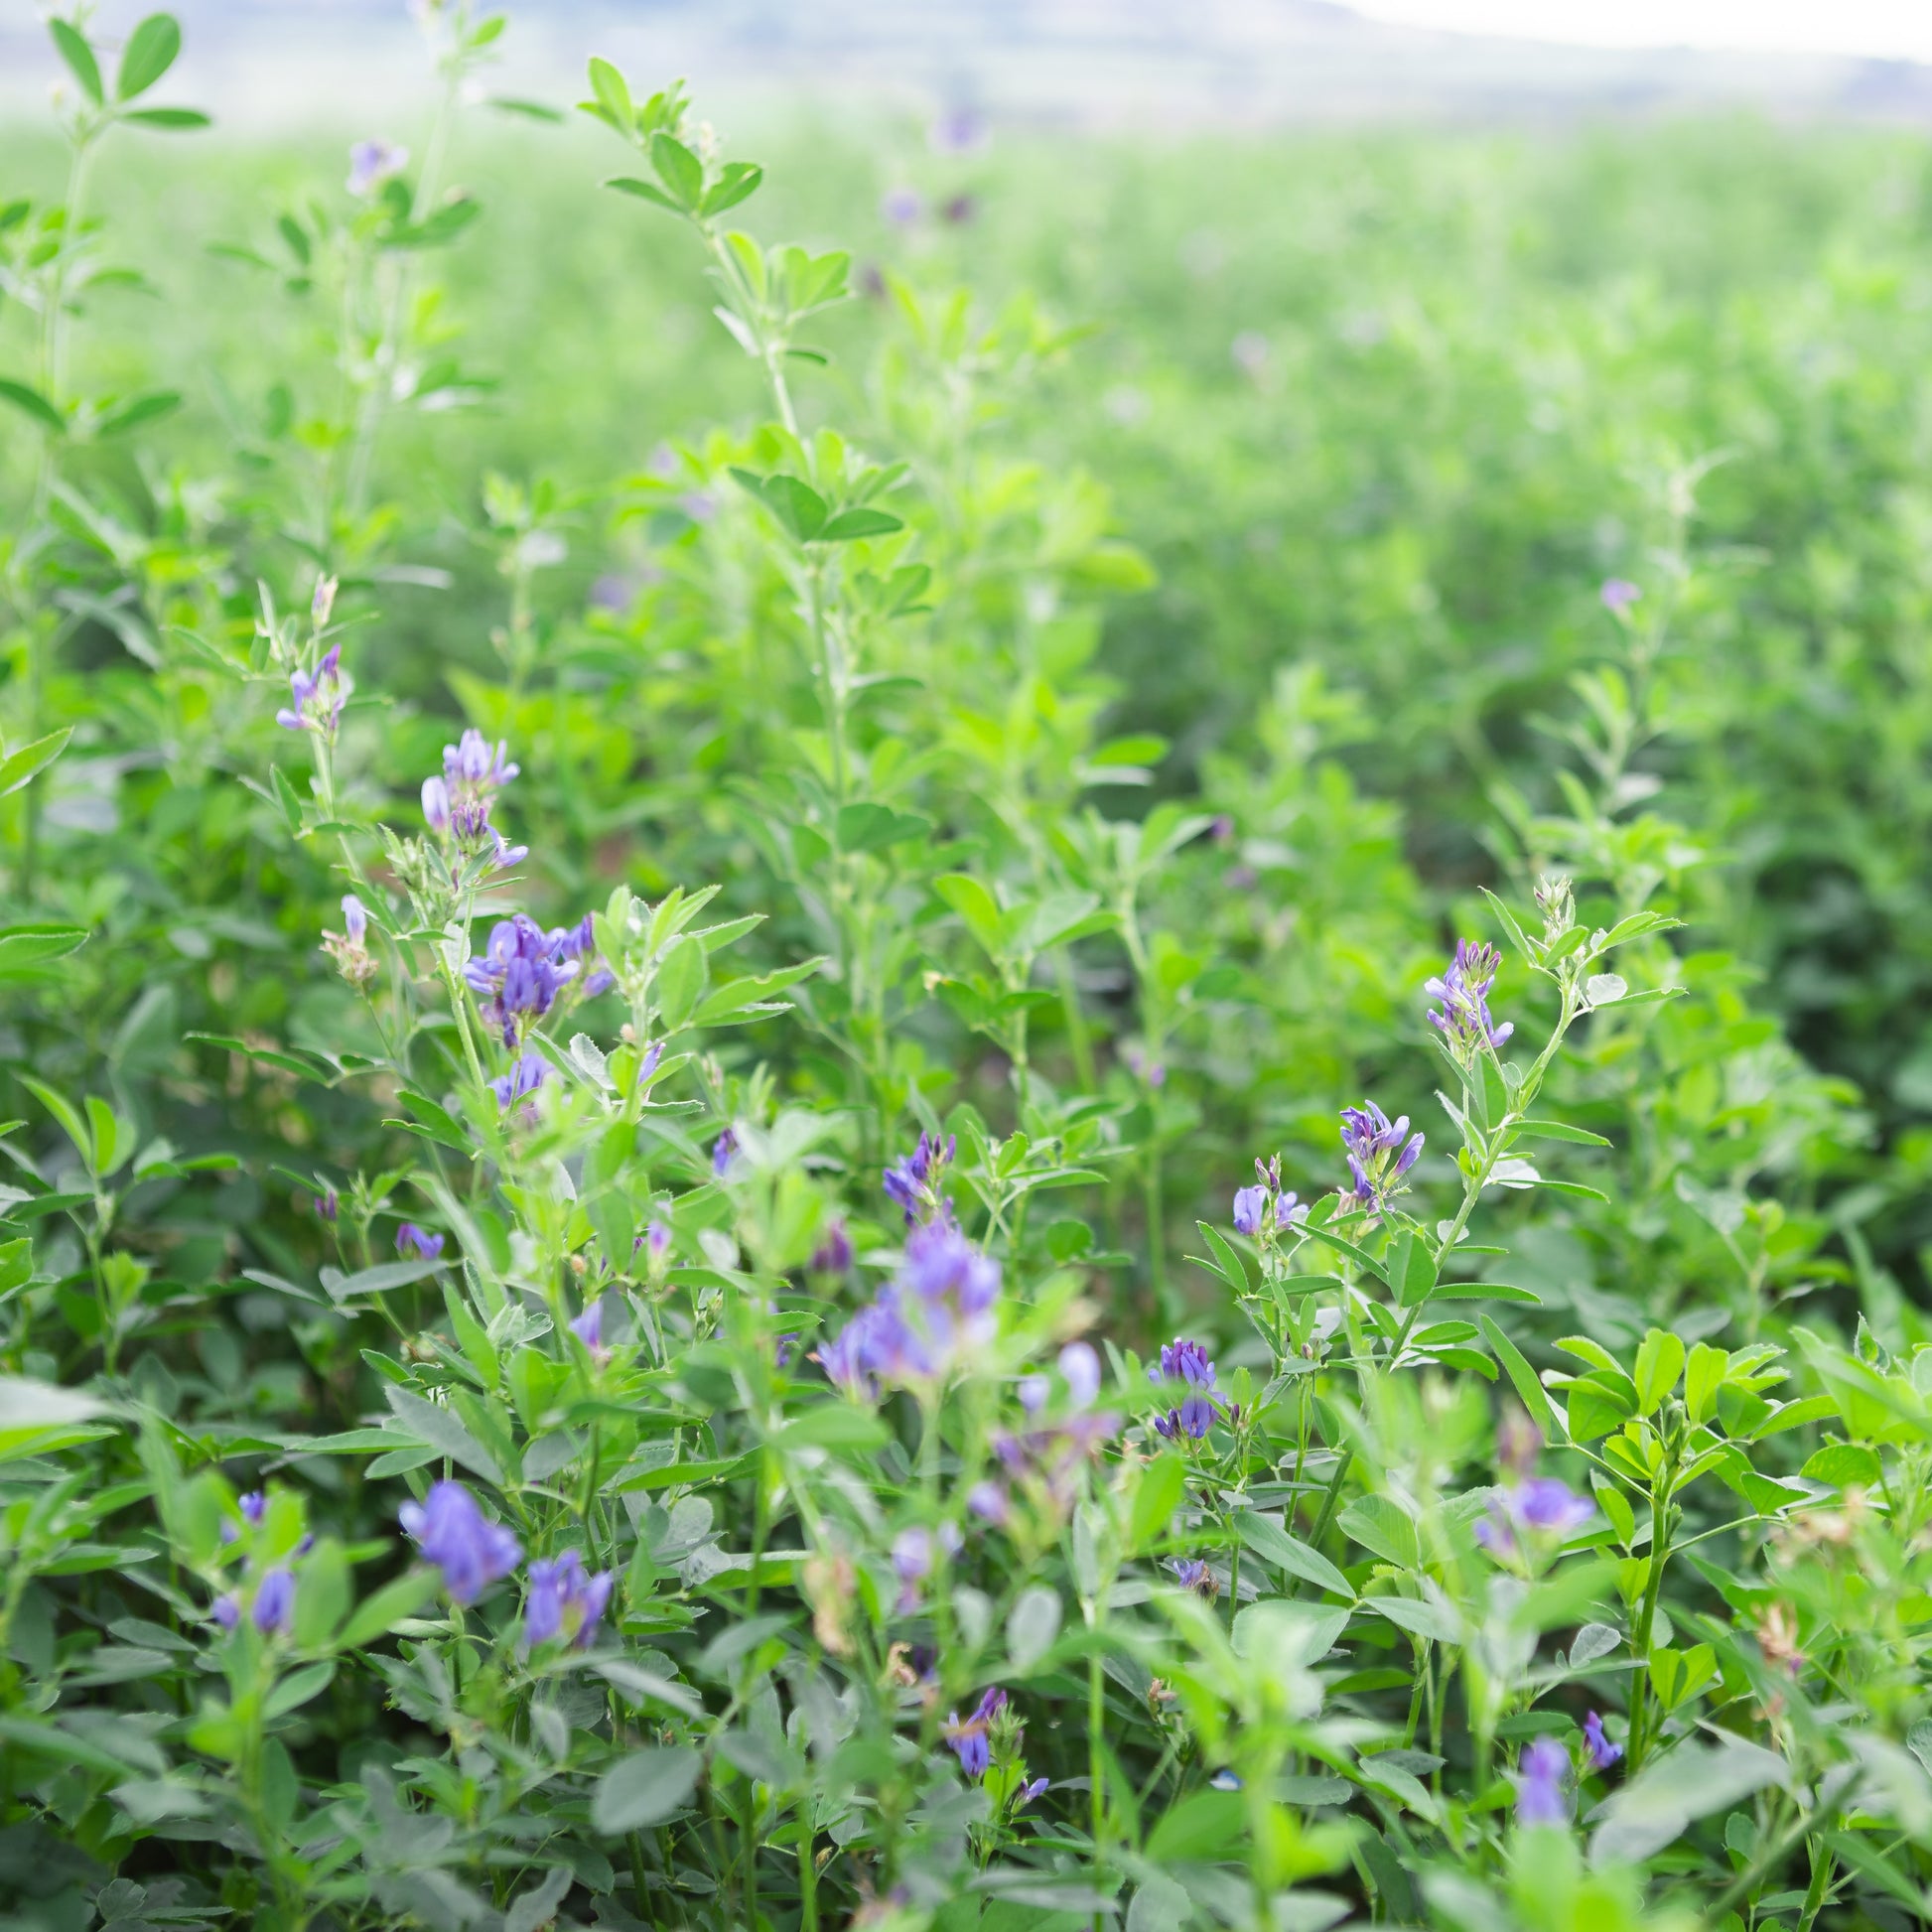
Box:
1276, 1192, 1307, 1230
810, 1219, 854, 1274
252, 1568, 295, 1634
939, 193, 977, 225
569, 1300, 605, 1353
400, 1480, 522, 1605
211, 1593, 239, 1630
1338, 1102, 1424, 1219
524, 1549, 614, 1649
314, 1186, 339, 1221
239, 1490, 267, 1526
1497, 1407, 1542, 1479
893, 1527, 932, 1612
647, 1220, 672, 1266
1059, 1342, 1101, 1410
1513, 1737, 1571, 1827
342, 895, 367, 946
928, 106, 988, 154
1583, 1712, 1622, 1773
489, 1048, 549, 1113
275, 644, 350, 738
1232, 1185, 1266, 1237
881, 185, 922, 225
1149, 1338, 1220, 1441
1157, 1338, 1216, 1388
1426, 939, 1514, 1060
1168, 1558, 1216, 1597
556, 914, 616, 997
464, 913, 579, 1047
967, 1479, 1011, 1527
1209, 1769, 1243, 1792
422, 774, 452, 835
395, 1223, 445, 1261
1153, 1392, 1218, 1442
903, 1220, 1001, 1316
944, 1687, 1007, 1778
347, 139, 408, 196
1474, 1476, 1594, 1558
433, 729, 519, 851
1600, 578, 1641, 615
883, 1132, 955, 1226
712, 1127, 739, 1177
1016, 1776, 1049, 1808
312, 576, 338, 628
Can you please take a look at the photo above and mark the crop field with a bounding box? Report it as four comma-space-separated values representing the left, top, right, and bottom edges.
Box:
7, 5, 1932, 1930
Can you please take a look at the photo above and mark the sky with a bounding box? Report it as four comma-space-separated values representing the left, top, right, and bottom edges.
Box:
1351, 1, 1932, 63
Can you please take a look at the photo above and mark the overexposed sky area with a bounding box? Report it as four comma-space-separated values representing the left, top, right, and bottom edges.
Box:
1351, 1, 1932, 63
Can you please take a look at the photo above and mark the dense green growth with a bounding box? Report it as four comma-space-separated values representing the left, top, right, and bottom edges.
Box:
4, 6, 1932, 1929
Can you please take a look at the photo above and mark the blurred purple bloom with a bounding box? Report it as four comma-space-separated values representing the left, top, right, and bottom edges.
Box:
928, 106, 988, 154
939, 193, 977, 225
395, 1223, 444, 1261
882, 185, 922, 225
489, 1048, 548, 1113
252, 1568, 295, 1634
811, 1219, 854, 1274
1474, 1476, 1594, 1557
239, 1490, 267, 1526
422, 774, 452, 835
314, 1185, 339, 1221
1600, 578, 1641, 614
1583, 1711, 1622, 1772
569, 1299, 604, 1353
1338, 1102, 1424, 1218
211, 1593, 239, 1630
342, 895, 367, 946
525, 1549, 613, 1649
347, 139, 407, 196
712, 1127, 739, 1177
312, 575, 338, 627
1497, 1407, 1542, 1479
400, 1480, 522, 1605
1277, 1191, 1307, 1230
1059, 1341, 1101, 1409
276, 644, 349, 737
893, 1526, 932, 1612
1427, 939, 1514, 1058
646, 1219, 671, 1265
1209, 1769, 1243, 1791
967, 1479, 1011, 1526
1513, 1737, 1571, 1827
1232, 1185, 1266, 1237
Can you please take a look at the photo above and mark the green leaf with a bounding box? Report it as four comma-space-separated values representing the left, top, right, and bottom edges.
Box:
1231, 1511, 1353, 1598
0, 379, 66, 436
700, 161, 762, 216
382, 1387, 504, 1487
0, 728, 72, 799
1801, 1442, 1882, 1488
320, 1259, 443, 1306
1684, 1341, 1727, 1427
95, 389, 181, 438
1146, 1788, 1245, 1863
1129, 1454, 1185, 1555
337, 1569, 439, 1648
1513, 1118, 1612, 1146
116, 14, 181, 99
649, 131, 704, 209
605, 175, 680, 212
1478, 1315, 1559, 1440
935, 874, 1006, 959
120, 106, 208, 128
835, 802, 930, 854
1429, 1282, 1542, 1304
592, 1746, 702, 1833
50, 18, 104, 102
817, 506, 903, 542
587, 57, 633, 133
1633, 1328, 1686, 1417
1338, 1494, 1422, 1571
768, 1405, 889, 1452
0, 923, 87, 981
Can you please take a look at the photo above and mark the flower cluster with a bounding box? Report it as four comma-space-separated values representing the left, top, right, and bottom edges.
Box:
465, 913, 593, 1047
525, 1549, 614, 1649
1426, 938, 1514, 1060
211, 1490, 301, 1634
978, 1343, 1117, 1524
401, 1480, 523, 1604
423, 728, 527, 872
1513, 1736, 1570, 1827
1149, 1336, 1220, 1442
396, 1223, 445, 1260
944, 1687, 1007, 1778
1231, 1153, 1306, 1239
275, 643, 350, 739
883, 1132, 955, 1226
819, 1221, 1001, 1399
1337, 1101, 1424, 1219
890, 1522, 962, 1614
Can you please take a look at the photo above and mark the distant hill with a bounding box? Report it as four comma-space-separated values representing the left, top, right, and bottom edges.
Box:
8, 0, 1932, 129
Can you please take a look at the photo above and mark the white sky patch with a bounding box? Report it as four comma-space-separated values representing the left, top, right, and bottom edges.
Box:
1346, 0, 1932, 62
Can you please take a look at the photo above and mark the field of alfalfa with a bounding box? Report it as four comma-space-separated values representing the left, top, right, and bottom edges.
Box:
7, 5, 1932, 1929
